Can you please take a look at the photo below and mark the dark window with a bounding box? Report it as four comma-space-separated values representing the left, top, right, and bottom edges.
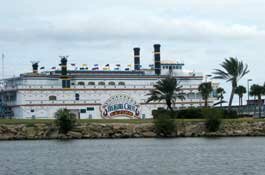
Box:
78, 82, 85, 86
75, 93, 80, 101
87, 107, 94, 111
88, 82, 95, 86
118, 82, 125, 86
30, 109, 34, 113
108, 82, 115, 86
80, 109, 86, 113
98, 82, 105, 86
49, 96, 57, 101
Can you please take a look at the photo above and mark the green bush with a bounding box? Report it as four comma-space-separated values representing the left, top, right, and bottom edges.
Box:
223, 109, 238, 119
154, 116, 176, 137
152, 108, 177, 119
202, 108, 223, 132
176, 108, 203, 119
54, 109, 77, 134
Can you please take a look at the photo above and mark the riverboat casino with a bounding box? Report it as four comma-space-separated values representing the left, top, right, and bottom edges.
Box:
0, 44, 219, 119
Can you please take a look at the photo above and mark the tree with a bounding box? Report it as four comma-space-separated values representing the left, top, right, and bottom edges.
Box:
250, 84, 265, 117
213, 57, 249, 111
216, 87, 226, 107
146, 76, 184, 112
235, 85, 246, 106
55, 108, 77, 134
198, 82, 213, 107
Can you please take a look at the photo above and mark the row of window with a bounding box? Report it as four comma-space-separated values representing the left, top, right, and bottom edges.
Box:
74, 81, 125, 86
47, 93, 205, 101
162, 65, 182, 70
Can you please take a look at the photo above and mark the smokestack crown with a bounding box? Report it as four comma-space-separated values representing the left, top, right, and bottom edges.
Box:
154, 44, 161, 75
133, 47, 141, 70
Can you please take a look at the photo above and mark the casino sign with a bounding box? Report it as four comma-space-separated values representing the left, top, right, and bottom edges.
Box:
101, 94, 141, 119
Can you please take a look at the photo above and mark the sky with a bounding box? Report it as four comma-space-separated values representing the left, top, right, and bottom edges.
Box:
0, 0, 265, 103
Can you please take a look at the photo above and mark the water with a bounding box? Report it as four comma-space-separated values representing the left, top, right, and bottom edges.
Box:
1, 138, 265, 175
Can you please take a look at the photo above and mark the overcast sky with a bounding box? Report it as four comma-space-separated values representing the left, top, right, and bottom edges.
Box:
0, 0, 265, 101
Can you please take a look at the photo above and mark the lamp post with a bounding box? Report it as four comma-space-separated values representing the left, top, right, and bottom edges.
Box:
205, 74, 212, 82
247, 79, 253, 102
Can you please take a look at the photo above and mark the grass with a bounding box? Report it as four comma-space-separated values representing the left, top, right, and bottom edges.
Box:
0, 117, 264, 125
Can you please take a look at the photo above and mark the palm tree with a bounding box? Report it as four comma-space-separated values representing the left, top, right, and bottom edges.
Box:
213, 57, 249, 111
146, 76, 185, 112
250, 84, 265, 117
216, 87, 225, 107
198, 82, 213, 107
235, 85, 246, 106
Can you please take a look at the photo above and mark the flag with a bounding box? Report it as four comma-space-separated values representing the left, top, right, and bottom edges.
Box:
105, 64, 110, 67
40, 67, 45, 70
51, 67, 56, 69
71, 63, 76, 66
127, 64, 132, 67
116, 64, 121, 67
148, 64, 154, 67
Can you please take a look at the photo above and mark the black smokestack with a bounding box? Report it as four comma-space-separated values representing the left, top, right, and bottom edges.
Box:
32, 62, 39, 74
133, 47, 140, 70
60, 56, 70, 88
154, 44, 161, 75
60, 56, 68, 76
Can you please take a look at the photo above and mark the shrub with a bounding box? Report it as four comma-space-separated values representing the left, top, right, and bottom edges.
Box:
154, 116, 176, 137
152, 108, 177, 119
176, 108, 203, 119
54, 109, 77, 134
223, 109, 238, 119
202, 108, 223, 132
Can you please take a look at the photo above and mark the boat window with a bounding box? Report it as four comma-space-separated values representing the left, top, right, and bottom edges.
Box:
75, 93, 80, 101
98, 82, 105, 86
88, 82, 95, 85
77, 82, 85, 86
49, 96, 57, 101
118, 82, 125, 86
108, 82, 115, 86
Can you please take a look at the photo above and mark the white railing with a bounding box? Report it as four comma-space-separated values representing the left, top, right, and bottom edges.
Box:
25, 99, 100, 105
2, 84, 201, 91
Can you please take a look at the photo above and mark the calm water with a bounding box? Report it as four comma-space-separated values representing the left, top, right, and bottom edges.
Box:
1, 138, 265, 175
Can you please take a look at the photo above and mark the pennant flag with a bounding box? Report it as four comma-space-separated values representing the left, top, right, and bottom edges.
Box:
51, 67, 56, 69
105, 64, 110, 67
40, 67, 45, 70
127, 64, 132, 67
71, 63, 76, 66
116, 64, 121, 67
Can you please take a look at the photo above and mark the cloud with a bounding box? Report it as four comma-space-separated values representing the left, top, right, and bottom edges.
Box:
1, 14, 265, 44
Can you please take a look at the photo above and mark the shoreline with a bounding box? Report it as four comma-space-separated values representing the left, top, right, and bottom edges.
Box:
1, 119, 265, 140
